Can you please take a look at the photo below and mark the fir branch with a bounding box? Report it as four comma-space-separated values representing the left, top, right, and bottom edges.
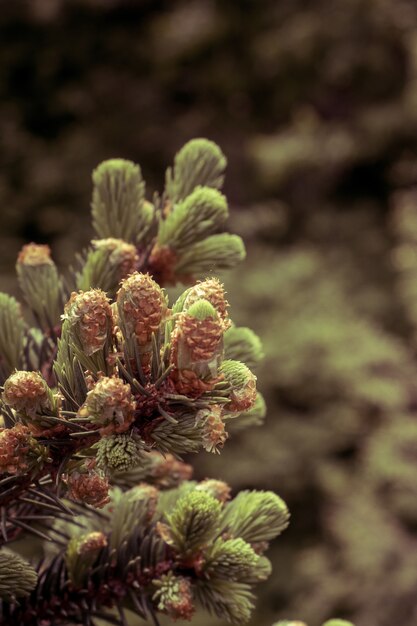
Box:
0, 294, 26, 384
165, 138, 227, 203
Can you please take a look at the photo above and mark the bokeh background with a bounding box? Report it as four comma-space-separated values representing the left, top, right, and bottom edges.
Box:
3, 1, 417, 625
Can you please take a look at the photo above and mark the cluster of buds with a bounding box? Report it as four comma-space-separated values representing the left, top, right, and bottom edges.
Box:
66, 468, 110, 508
78, 376, 135, 436
62, 289, 113, 356
153, 572, 195, 621
0, 424, 48, 476
0, 142, 277, 626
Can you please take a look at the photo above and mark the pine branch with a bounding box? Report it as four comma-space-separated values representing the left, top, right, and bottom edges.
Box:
0, 139, 289, 626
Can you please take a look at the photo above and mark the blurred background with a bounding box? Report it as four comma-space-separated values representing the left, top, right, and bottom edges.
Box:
3, 1, 417, 625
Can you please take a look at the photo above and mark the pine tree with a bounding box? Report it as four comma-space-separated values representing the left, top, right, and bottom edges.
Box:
0, 139, 295, 626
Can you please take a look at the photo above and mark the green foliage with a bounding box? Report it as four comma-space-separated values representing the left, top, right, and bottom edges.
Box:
220, 359, 254, 389
0, 293, 25, 383
220, 490, 290, 544
228, 392, 267, 431
194, 578, 255, 624
224, 325, 264, 369
175, 233, 246, 276
166, 138, 227, 202
150, 411, 204, 455
203, 537, 260, 581
16, 249, 63, 330
187, 298, 218, 320
163, 489, 222, 554
107, 484, 159, 552
158, 186, 228, 252
152, 572, 194, 620
91, 158, 150, 243
75, 238, 138, 296
65, 531, 107, 587
53, 320, 88, 409
0, 550, 37, 601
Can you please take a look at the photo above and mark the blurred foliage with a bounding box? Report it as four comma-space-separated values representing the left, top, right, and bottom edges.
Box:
4, 0, 417, 625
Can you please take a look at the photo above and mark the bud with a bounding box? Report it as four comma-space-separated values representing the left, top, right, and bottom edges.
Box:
246, 555, 272, 582
3, 371, 62, 435
153, 572, 195, 621
0, 424, 41, 475
77, 531, 108, 556
0, 549, 38, 601
182, 278, 230, 323
117, 272, 166, 347
65, 531, 108, 587
151, 453, 193, 488
66, 470, 110, 509
77, 238, 139, 294
166, 138, 227, 202
224, 325, 264, 368
221, 490, 290, 544
93, 238, 138, 279
3, 371, 50, 417
78, 376, 135, 436
91, 158, 148, 243
220, 360, 257, 412
170, 299, 224, 395
130, 483, 160, 521
230, 392, 267, 431
174, 233, 246, 278
196, 479, 231, 504
157, 186, 228, 253
17, 243, 53, 267
174, 300, 224, 362
96, 432, 147, 473
16, 243, 62, 329
148, 244, 179, 286
0, 294, 25, 381
62, 289, 113, 356
164, 490, 222, 555
322, 621, 355, 626
204, 537, 259, 581
197, 406, 228, 454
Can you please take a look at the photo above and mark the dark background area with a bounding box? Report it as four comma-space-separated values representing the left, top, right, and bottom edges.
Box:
3, 1, 417, 625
